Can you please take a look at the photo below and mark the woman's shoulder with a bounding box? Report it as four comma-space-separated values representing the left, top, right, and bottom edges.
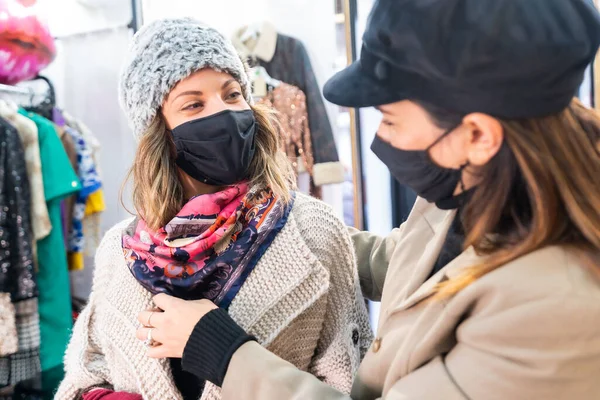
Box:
290, 193, 349, 242
467, 245, 600, 307
291, 192, 344, 226
288, 193, 354, 268
98, 217, 135, 251
457, 247, 600, 369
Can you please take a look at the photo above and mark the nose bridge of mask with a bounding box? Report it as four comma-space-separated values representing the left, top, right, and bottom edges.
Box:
173, 110, 241, 141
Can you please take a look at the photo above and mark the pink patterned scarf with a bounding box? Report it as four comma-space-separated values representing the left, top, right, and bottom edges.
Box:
121, 183, 293, 308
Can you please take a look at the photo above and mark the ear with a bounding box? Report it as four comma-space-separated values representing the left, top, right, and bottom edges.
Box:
462, 113, 504, 167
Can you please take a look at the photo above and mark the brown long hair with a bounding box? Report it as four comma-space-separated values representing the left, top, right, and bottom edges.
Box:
420, 99, 600, 297
122, 104, 295, 231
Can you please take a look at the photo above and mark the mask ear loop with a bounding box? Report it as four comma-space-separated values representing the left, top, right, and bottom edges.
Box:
427, 125, 470, 193
457, 161, 470, 193
425, 125, 457, 152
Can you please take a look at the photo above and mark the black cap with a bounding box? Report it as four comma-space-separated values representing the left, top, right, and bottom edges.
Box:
324, 0, 600, 118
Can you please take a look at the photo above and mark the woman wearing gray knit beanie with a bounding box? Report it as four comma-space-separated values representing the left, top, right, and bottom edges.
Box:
55, 18, 372, 400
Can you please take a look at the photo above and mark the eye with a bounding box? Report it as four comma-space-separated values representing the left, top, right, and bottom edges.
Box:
182, 102, 203, 111
227, 91, 242, 101
382, 120, 394, 127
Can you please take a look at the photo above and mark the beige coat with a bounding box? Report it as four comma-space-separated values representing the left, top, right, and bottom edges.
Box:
222, 197, 600, 400
55, 193, 373, 400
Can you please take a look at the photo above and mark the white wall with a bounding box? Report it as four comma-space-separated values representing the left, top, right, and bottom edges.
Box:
142, 0, 269, 34
36, 0, 131, 38
580, 65, 593, 108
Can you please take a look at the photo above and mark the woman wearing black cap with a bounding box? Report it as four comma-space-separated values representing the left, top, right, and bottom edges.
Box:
134, 0, 600, 399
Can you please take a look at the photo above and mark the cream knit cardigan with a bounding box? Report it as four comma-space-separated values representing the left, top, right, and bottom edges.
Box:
55, 193, 373, 400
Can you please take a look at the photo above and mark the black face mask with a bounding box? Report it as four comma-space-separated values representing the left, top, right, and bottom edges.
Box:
171, 109, 257, 186
371, 127, 469, 210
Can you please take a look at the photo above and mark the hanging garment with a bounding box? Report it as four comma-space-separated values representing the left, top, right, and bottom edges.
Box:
0, 101, 51, 243
122, 184, 294, 309
258, 83, 315, 175
65, 127, 102, 271
257, 83, 320, 197
18, 110, 81, 372
0, 117, 41, 387
0, 299, 42, 388
0, 293, 17, 357
83, 189, 105, 257
57, 127, 79, 251
62, 111, 104, 257
233, 23, 344, 187
62, 112, 102, 177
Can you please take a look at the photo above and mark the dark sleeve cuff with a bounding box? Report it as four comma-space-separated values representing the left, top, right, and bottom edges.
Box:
181, 308, 255, 387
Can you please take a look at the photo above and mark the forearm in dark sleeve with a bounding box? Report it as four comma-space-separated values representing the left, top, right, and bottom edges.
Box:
181, 308, 256, 386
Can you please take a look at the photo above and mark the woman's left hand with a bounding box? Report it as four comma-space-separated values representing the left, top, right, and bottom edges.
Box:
136, 294, 218, 358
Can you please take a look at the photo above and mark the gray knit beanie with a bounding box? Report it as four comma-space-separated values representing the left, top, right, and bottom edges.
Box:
118, 18, 252, 140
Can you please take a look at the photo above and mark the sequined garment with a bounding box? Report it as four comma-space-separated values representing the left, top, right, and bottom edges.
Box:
0, 117, 41, 387
0, 118, 36, 301
258, 83, 315, 176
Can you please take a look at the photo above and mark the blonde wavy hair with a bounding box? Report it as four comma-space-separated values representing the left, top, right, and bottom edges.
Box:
122, 104, 296, 231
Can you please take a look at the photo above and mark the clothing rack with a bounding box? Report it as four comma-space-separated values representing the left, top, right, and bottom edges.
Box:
0, 83, 34, 97
30, 75, 56, 109
0, 76, 56, 119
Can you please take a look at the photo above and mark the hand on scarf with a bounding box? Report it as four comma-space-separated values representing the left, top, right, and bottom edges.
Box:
136, 294, 218, 358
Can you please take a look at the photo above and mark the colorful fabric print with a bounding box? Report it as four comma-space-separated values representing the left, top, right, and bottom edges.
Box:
122, 183, 294, 309
65, 127, 102, 270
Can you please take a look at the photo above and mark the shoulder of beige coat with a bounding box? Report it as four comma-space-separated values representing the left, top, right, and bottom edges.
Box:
447, 245, 600, 314
411, 197, 600, 303
399, 198, 600, 315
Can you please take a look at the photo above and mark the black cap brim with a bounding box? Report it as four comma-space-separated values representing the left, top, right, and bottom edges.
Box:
323, 60, 406, 108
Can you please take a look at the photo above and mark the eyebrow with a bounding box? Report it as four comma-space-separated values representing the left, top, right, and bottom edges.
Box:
375, 106, 391, 115
172, 90, 203, 101
222, 78, 237, 89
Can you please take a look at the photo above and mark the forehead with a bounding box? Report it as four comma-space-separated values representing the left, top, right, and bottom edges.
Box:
378, 100, 426, 117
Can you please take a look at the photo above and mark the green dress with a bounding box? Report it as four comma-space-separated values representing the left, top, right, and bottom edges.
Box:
19, 110, 81, 372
